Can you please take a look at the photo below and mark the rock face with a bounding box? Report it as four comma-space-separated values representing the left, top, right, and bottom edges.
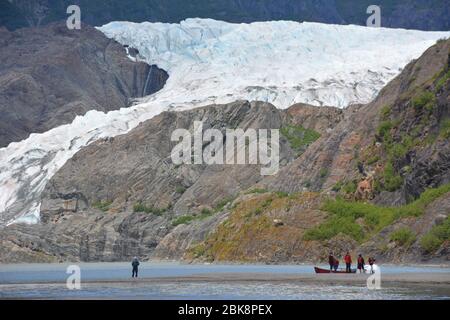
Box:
0, 22, 168, 147
40, 101, 293, 222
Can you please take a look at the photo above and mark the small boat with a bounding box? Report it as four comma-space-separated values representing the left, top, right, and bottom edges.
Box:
314, 267, 356, 274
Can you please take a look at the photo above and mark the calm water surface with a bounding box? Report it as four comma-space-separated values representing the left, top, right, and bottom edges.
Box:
1, 262, 449, 300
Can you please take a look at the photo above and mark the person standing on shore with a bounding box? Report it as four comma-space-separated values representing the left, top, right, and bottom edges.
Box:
132, 256, 140, 278
344, 252, 352, 273
357, 254, 365, 273
368, 257, 376, 274
328, 252, 335, 271
333, 258, 339, 272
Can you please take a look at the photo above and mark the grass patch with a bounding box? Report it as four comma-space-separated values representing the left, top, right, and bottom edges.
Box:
92, 200, 113, 212
189, 243, 207, 259
440, 118, 450, 139
275, 191, 289, 198
319, 168, 328, 178
304, 183, 450, 242
280, 124, 320, 153
383, 161, 403, 191
420, 216, 450, 253
171, 212, 210, 227
245, 188, 268, 194
412, 91, 435, 112
435, 69, 450, 92
377, 120, 393, 141
214, 196, 235, 212
390, 228, 416, 247
198, 208, 215, 220
367, 155, 380, 165
303, 214, 364, 241
303, 180, 312, 188
261, 198, 273, 209
176, 186, 187, 194
172, 215, 195, 226
380, 105, 391, 120
342, 181, 357, 194
332, 181, 344, 192
133, 202, 169, 215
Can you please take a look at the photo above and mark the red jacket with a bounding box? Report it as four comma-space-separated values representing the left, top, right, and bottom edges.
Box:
344, 254, 352, 264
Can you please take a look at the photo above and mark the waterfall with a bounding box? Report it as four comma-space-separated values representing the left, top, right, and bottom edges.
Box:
142, 65, 153, 97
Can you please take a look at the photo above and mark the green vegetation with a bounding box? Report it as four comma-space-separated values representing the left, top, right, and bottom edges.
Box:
171, 209, 216, 226
185, 192, 320, 262
280, 124, 320, 154
342, 180, 357, 194
176, 186, 187, 194
201, 208, 212, 215
319, 168, 328, 178
253, 207, 263, 215
435, 69, 450, 92
412, 91, 436, 112
367, 155, 380, 165
172, 215, 195, 226
261, 198, 273, 208
245, 188, 268, 194
275, 191, 289, 198
303, 213, 365, 241
171, 197, 237, 227
383, 161, 404, 192
92, 200, 113, 212
377, 120, 393, 141
420, 216, 450, 253
133, 202, 169, 215
303, 180, 312, 188
332, 181, 344, 192
189, 243, 207, 259
214, 196, 235, 212
197, 208, 217, 220
304, 183, 450, 242
440, 119, 450, 139
380, 105, 392, 120
390, 228, 416, 247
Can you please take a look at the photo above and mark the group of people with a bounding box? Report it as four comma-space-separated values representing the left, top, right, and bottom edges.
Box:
328, 252, 376, 274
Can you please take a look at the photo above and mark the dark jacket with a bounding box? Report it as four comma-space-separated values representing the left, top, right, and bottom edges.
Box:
328, 255, 334, 265
132, 259, 140, 268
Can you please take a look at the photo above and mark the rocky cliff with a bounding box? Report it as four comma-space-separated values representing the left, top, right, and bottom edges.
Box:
0, 22, 168, 147
0, 39, 449, 264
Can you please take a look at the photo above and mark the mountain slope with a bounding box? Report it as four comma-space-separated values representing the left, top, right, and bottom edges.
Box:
0, 22, 168, 147
261, 37, 450, 204
1, 20, 446, 227
0, 39, 449, 264
187, 38, 450, 264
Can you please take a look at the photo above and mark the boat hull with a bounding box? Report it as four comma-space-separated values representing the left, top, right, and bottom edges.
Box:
314, 267, 356, 274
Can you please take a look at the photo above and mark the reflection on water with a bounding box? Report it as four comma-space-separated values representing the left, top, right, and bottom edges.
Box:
0, 262, 449, 300
1, 281, 449, 300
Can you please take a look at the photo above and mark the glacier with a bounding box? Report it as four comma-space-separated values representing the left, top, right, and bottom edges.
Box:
0, 19, 449, 226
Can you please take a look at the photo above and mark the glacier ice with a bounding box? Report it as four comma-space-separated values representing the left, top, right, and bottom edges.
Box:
0, 19, 449, 225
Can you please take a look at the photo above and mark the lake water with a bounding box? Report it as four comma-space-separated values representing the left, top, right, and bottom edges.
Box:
1, 262, 449, 300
